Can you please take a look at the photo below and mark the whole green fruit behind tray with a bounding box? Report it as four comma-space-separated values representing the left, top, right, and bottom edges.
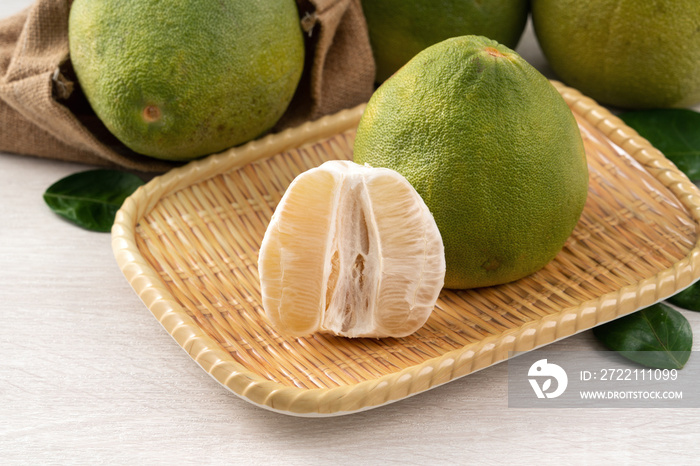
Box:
354, 36, 589, 289
532, 0, 700, 109
361, 0, 528, 83
68, 0, 305, 161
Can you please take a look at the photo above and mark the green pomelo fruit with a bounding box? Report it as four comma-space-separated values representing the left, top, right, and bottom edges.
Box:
69, 0, 305, 161
361, 0, 528, 83
532, 0, 700, 109
353, 36, 589, 289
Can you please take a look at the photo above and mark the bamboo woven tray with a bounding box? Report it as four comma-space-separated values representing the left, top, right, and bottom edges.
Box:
112, 82, 700, 416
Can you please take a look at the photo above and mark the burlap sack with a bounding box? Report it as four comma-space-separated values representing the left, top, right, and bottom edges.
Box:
0, 0, 375, 172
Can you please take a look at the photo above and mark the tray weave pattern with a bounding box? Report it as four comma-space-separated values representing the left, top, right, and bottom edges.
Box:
113, 82, 700, 416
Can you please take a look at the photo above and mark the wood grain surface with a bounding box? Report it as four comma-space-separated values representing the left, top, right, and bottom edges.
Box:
2, 2, 699, 464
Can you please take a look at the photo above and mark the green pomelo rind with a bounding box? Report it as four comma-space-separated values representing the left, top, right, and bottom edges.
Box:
69, 0, 305, 160
361, 0, 529, 83
532, 0, 700, 109
353, 36, 589, 289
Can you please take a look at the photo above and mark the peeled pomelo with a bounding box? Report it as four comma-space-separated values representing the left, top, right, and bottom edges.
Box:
258, 160, 445, 338
354, 36, 589, 289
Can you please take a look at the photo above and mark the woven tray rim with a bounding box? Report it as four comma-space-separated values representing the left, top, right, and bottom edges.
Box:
112, 82, 700, 416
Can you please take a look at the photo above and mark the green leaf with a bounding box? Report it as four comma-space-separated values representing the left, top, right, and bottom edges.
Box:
619, 108, 700, 181
43, 169, 144, 232
667, 282, 700, 312
593, 303, 692, 369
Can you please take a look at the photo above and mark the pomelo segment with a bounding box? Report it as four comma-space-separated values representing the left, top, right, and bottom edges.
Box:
258, 160, 445, 338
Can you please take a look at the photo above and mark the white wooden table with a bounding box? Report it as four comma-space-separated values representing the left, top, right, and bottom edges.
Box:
2, 2, 699, 464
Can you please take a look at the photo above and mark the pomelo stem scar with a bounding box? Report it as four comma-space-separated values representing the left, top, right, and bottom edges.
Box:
485, 47, 506, 58
142, 105, 162, 123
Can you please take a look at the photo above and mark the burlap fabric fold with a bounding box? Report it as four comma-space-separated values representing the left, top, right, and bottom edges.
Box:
0, 0, 375, 172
